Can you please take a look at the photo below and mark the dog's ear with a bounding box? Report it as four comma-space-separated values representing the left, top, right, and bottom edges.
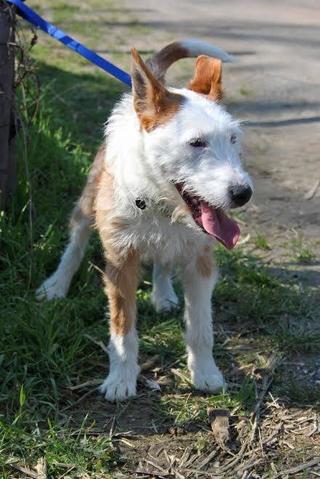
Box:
131, 48, 182, 130
188, 55, 223, 101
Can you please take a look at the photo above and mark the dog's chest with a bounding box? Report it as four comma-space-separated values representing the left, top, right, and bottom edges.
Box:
119, 210, 209, 264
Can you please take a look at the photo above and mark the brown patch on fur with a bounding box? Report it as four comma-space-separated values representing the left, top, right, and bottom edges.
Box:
105, 248, 139, 335
95, 165, 139, 336
94, 167, 114, 224
197, 252, 214, 278
188, 55, 223, 101
131, 48, 184, 131
94, 168, 130, 239
69, 143, 105, 230
140, 92, 183, 131
94, 164, 128, 247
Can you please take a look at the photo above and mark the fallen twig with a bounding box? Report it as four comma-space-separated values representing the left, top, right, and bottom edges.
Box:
140, 354, 161, 372
144, 457, 168, 475
135, 468, 169, 478
196, 448, 219, 471
84, 334, 108, 353
274, 457, 320, 477
67, 378, 101, 391
180, 467, 222, 477
304, 179, 320, 200
36, 458, 47, 479
61, 386, 99, 411
170, 368, 193, 385
8, 463, 37, 479
250, 353, 280, 442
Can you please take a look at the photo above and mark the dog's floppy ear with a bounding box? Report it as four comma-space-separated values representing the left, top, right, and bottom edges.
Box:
131, 48, 182, 131
188, 55, 223, 101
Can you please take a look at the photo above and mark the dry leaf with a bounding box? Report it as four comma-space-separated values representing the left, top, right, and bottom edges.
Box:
208, 408, 230, 446
36, 458, 47, 479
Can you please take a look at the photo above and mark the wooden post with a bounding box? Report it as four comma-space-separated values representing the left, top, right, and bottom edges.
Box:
0, 1, 16, 209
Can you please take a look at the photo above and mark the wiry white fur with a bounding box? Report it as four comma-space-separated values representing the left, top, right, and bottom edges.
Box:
183, 258, 225, 392
151, 262, 179, 312
100, 329, 140, 401
38, 42, 253, 401
101, 88, 252, 400
105, 90, 252, 225
36, 217, 91, 300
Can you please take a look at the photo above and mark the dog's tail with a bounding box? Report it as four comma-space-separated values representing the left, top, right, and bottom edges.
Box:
146, 39, 232, 83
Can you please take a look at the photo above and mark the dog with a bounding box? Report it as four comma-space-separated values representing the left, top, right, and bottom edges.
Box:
37, 39, 253, 401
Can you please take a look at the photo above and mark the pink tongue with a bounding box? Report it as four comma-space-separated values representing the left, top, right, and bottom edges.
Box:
195, 203, 240, 249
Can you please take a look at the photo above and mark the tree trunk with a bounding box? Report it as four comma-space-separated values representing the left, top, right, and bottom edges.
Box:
0, 1, 16, 209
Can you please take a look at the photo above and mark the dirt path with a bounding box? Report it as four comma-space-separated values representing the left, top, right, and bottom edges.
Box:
117, 0, 320, 286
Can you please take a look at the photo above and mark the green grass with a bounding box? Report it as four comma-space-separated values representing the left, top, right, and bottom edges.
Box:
290, 239, 316, 264
1, 9, 124, 473
253, 233, 271, 251
1, 418, 117, 477
1, 4, 320, 477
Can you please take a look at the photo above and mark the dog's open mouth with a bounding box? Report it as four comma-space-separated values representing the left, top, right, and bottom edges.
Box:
175, 184, 240, 249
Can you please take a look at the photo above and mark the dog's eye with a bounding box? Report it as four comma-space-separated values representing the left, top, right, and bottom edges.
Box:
189, 138, 207, 148
230, 134, 237, 144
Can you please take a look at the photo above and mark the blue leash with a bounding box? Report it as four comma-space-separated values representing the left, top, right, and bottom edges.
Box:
6, 0, 132, 87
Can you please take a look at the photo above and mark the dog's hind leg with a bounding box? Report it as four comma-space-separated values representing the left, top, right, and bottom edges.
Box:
151, 262, 179, 312
36, 144, 105, 301
36, 208, 92, 301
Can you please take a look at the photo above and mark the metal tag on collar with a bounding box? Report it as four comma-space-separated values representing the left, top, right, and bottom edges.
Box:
135, 199, 147, 210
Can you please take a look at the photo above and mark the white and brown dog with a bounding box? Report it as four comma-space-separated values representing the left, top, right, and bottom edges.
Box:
37, 40, 253, 401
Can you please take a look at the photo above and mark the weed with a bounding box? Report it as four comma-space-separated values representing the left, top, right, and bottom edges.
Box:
291, 239, 316, 264
254, 234, 271, 250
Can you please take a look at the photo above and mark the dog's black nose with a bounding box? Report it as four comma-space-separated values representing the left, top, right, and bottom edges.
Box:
229, 184, 252, 207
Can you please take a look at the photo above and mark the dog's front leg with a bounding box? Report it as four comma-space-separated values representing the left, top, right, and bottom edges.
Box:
182, 248, 225, 393
100, 248, 140, 401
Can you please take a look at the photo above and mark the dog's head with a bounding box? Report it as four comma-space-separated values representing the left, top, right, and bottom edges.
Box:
131, 47, 253, 249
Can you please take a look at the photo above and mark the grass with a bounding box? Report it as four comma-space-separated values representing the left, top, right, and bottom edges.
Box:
290, 239, 316, 264
253, 233, 271, 250
1, 418, 117, 477
1, 2, 320, 477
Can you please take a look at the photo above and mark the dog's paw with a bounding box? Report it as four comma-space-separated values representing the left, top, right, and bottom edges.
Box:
36, 273, 68, 301
100, 373, 138, 402
191, 365, 226, 394
151, 289, 179, 313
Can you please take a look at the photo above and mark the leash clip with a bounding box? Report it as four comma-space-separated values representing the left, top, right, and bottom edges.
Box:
135, 199, 146, 210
